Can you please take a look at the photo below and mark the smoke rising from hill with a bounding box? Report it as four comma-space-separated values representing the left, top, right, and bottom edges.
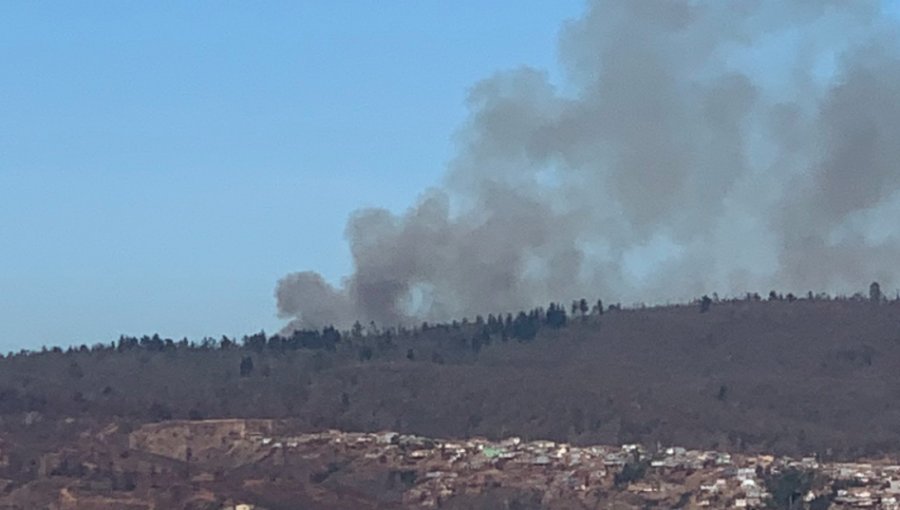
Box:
278, 1, 900, 330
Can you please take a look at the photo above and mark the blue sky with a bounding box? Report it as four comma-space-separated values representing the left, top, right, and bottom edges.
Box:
0, 1, 584, 350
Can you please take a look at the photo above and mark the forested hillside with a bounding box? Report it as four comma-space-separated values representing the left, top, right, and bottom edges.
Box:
3, 293, 900, 459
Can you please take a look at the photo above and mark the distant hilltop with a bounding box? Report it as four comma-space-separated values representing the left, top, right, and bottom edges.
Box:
2, 291, 900, 460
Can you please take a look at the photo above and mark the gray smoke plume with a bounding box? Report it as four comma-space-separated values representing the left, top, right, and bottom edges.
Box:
277, 0, 900, 331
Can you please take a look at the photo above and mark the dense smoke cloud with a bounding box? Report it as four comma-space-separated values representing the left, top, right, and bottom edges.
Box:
278, 0, 900, 330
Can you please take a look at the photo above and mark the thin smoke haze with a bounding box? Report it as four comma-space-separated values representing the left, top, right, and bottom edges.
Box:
277, 0, 900, 331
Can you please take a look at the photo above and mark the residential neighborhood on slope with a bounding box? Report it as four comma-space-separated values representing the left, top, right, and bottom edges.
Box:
10, 418, 900, 509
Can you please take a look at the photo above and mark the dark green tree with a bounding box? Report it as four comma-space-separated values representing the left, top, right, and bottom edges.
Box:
579, 298, 589, 318
700, 295, 713, 313
765, 468, 815, 510
545, 302, 567, 328
870, 281, 883, 302
717, 384, 728, 401
239, 356, 254, 377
